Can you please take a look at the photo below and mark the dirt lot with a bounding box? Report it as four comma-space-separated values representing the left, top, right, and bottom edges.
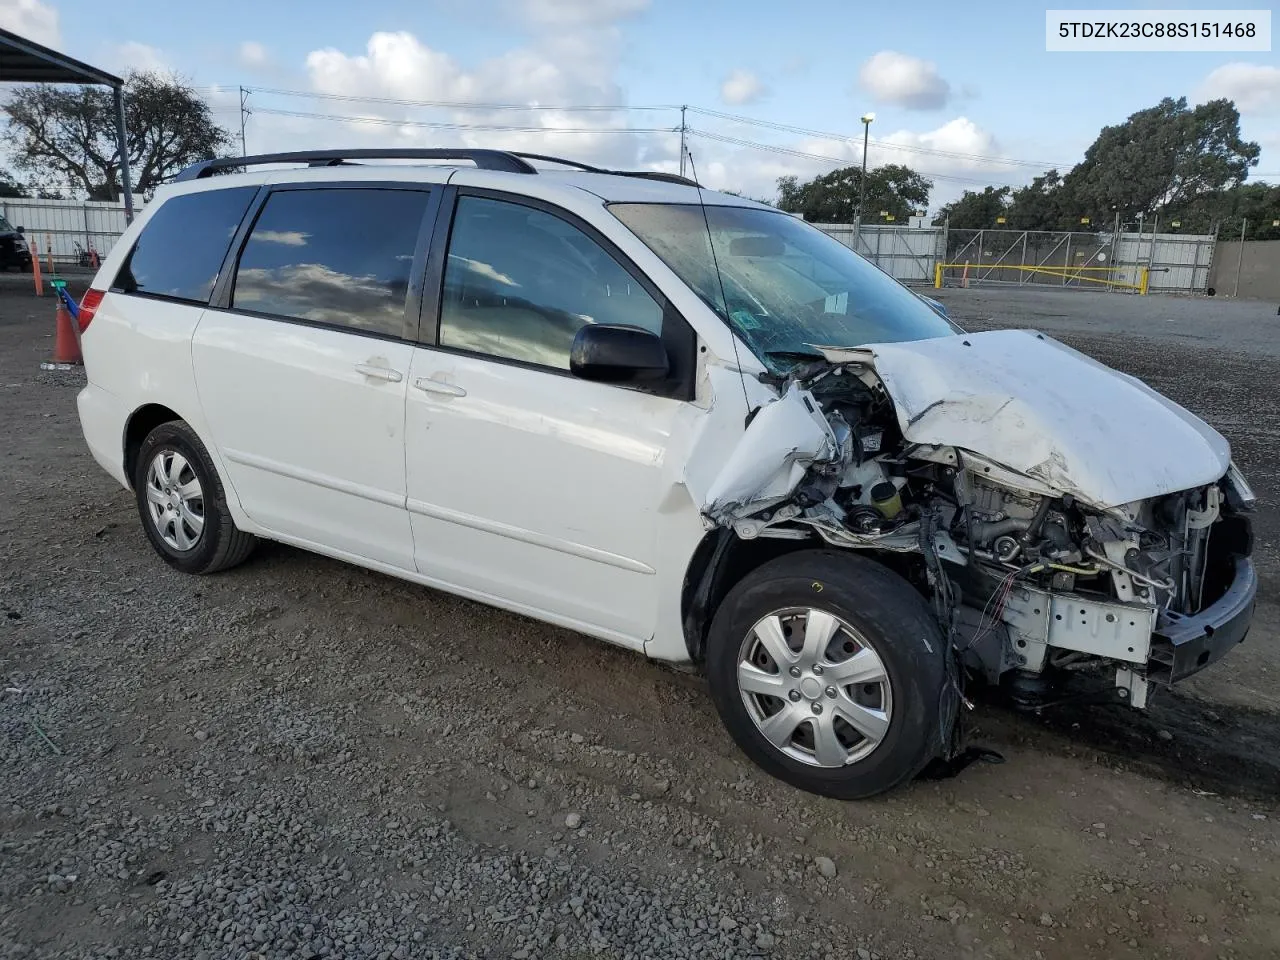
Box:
3, 280, 1280, 959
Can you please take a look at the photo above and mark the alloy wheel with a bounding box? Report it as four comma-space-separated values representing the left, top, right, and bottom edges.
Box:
737, 607, 893, 767
144, 450, 205, 552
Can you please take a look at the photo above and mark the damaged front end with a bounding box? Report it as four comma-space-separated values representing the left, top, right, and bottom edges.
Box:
702, 329, 1258, 709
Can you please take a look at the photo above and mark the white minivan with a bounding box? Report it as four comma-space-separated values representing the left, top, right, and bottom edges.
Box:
76, 149, 1257, 798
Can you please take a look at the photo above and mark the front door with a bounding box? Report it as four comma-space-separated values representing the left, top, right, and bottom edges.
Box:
192, 184, 436, 569
404, 192, 698, 646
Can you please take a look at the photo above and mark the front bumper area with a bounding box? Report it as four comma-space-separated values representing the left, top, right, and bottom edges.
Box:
1149, 556, 1257, 683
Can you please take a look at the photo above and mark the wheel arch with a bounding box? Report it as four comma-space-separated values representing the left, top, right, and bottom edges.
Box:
122, 403, 187, 490
680, 531, 933, 663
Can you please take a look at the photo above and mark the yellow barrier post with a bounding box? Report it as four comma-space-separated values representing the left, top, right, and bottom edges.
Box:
1140, 267, 1150, 295
933, 262, 942, 289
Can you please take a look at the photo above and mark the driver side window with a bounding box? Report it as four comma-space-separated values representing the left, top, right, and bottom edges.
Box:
439, 195, 664, 370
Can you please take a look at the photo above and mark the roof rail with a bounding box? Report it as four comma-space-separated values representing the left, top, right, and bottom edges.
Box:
610, 171, 701, 187
510, 152, 605, 172
174, 149, 538, 182
509, 153, 701, 188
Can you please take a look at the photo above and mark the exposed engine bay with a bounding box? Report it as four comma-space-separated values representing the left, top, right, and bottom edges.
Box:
701, 329, 1257, 709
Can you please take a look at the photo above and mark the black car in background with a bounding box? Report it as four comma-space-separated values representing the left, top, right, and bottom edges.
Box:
0, 216, 32, 271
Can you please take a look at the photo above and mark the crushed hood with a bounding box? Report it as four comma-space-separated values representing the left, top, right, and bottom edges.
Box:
822, 329, 1230, 508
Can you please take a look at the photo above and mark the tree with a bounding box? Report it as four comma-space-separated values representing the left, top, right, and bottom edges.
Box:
4, 72, 232, 201
0, 168, 29, 198
1006, 170, 1068, 231
1062, 97, 1259, 223
776, 163, 931, 222
934, 186, 1011, 229
1169, 182, 1280, 240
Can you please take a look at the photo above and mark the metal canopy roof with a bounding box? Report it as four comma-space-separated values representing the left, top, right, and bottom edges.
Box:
0, 27, 133, 219
0, 26, 122, 87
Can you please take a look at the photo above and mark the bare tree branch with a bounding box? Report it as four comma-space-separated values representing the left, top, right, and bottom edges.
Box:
3, 71, 232, 201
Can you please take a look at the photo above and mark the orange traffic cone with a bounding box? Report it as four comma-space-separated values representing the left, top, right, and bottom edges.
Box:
31, 244, 44, 297
49, 299, 82, 365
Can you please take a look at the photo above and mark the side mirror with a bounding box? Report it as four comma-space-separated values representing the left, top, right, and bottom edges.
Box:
570, 323, 669, 383
15, 226, 23, 234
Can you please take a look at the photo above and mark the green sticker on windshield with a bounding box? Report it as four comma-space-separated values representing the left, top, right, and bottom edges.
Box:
731, 309, 762, 330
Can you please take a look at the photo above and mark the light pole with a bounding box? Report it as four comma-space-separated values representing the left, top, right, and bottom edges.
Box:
857, 112, 875, 236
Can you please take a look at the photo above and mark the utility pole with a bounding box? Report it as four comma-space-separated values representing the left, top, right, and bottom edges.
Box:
114, 84, 135, 223
1233, 217, 1247, 297
857, 113, 875, 242
678, 105, 687, 180
239, 86, 251, 157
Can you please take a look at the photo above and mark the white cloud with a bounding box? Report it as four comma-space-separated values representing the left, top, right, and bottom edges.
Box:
239, 18, 1008, 211
683, 114, 1021, 210
878, 117, 1002, 170
515, 0, 648, 26
110, 40, 170, 74
0, 0, 59, 48
253, 230, 308, 246
858, 51, 952, 110
1199, 62, 1280, 114
239, 40, 270, 70
720, 69, 766, 106
296, 29, 648, 170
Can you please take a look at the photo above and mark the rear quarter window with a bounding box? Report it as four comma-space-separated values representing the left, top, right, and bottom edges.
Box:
114, 187, 258, 303
229, 187, 430, 339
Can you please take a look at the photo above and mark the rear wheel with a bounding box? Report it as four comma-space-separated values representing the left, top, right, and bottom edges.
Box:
133, 420, 256, 574
706, 550, 953, 799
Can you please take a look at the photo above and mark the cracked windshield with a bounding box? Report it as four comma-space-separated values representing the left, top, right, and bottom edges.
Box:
611, 202, 956, 369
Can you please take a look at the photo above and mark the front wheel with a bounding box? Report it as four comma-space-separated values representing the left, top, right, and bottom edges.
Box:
705, 550, 953, 799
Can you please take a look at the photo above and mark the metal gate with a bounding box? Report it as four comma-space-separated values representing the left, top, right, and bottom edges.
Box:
940, 229, 1116, 289
813, 223, 945, 283
1112, 229, 1214, 294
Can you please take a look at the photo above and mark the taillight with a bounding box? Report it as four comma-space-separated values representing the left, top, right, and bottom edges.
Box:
78, 288, 105, 332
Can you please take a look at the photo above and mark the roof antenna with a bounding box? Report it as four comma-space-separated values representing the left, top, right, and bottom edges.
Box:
684, 148, 753, 420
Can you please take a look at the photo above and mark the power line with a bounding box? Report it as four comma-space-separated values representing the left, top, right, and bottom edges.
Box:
245, 85, 675, 113
685, 106, 1074, 170
252, 106, 675, 136
686, 129, 1032, 188
234, 86, 1077, 172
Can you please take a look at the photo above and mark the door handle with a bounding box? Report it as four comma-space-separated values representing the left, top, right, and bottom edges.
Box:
413, 376, 467, 398
355, 363, 404, 383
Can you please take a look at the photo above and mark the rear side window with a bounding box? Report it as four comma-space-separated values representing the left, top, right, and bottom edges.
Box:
231, 188, 430, 338
115, 187, 257, 303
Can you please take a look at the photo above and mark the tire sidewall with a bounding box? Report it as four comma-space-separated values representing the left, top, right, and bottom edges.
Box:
706, 553, 950, 799
133, 423, 228, 574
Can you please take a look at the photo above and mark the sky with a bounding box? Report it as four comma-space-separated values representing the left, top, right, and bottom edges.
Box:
1, 0, 1277, 209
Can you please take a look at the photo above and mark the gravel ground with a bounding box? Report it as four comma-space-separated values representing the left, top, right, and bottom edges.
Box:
4, 282, 1280, 959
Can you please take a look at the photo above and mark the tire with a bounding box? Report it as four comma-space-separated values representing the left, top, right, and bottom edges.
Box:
705, 550, 953, 800
132, 420, 257, 574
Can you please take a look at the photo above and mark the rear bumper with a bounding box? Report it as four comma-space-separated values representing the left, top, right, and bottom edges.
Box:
77, 382, 130, 489
1149, 555, 1257, 683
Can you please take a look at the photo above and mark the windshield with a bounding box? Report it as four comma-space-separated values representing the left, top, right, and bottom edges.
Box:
0, 217, 14, 233
611, 203, 958, 370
